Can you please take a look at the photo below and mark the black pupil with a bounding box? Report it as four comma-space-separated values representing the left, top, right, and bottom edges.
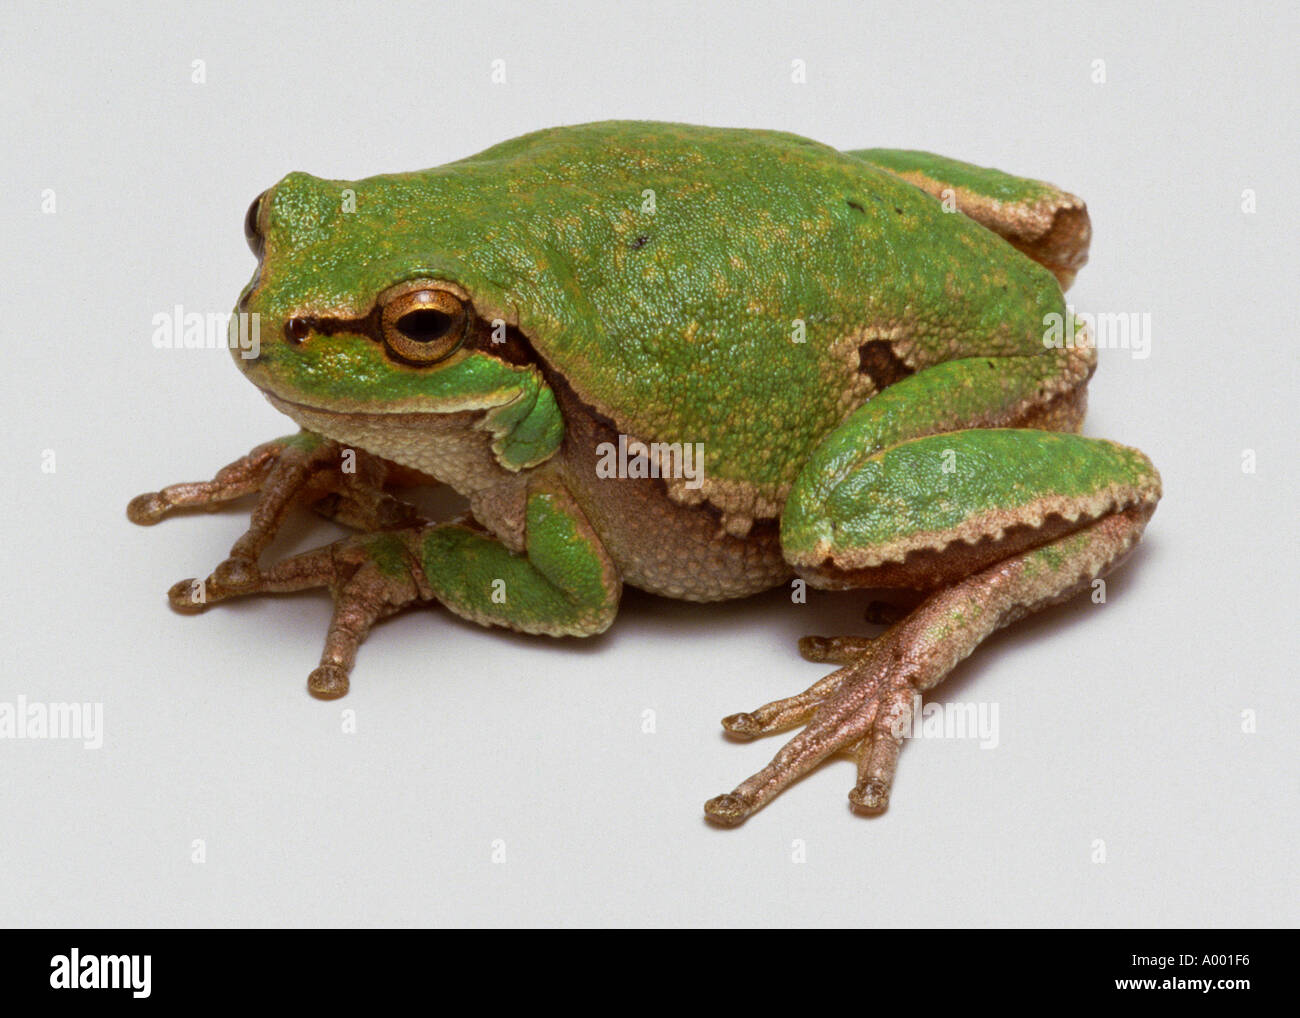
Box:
396, 308, 454, 343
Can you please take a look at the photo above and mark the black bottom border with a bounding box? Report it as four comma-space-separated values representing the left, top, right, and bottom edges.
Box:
0, 929, 1280, 1004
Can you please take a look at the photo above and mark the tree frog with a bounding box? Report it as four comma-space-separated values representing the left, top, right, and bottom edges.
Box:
128, 121, 1161, 825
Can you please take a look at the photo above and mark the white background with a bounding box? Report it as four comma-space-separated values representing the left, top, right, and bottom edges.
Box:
2, 0, 1296, 927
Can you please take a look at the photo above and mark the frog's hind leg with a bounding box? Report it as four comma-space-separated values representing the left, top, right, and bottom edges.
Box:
720, 621, 938, 734
706, 416, 1161, 825
709, 497, 1157, 825
849, 148, 1091, 290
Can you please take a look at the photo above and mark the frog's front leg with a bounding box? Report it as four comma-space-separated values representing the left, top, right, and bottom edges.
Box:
128, 431, 425, 597
159, 478, 621, 698
706, 379, 1161, 825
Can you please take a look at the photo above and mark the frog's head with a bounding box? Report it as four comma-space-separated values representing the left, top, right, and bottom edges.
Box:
234, 171, 563, 480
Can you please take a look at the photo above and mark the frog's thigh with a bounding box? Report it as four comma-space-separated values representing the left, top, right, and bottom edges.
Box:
783, 349, 1097, 567
705, 429, 1160, 825
849, 148, 1090, 290
419, 481, 621, 637
784, 428, 1160, 590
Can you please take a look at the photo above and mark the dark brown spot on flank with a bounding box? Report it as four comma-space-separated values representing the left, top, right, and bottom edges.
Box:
847, 200, 865, 214
630, 234, 650, 249
858, 339, 914, 390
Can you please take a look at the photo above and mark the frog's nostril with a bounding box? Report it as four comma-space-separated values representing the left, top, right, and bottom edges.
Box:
285, 317, 311, 345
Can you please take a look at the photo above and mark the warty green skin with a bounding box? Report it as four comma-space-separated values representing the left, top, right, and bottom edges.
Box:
130, 120, 1162, 824
849, 148, 1064, 205
800, 429, 1155, 554
240, 121, 1070, 518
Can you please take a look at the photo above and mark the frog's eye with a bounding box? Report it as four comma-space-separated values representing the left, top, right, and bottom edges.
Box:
379, 287, 468, 365
244, 191, 267, 257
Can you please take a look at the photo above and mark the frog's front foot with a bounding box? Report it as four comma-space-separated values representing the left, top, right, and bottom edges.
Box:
705, 629, 916, 826
128, 432, 426, 603
128, 433, 437, 697
166, 530, 431, 698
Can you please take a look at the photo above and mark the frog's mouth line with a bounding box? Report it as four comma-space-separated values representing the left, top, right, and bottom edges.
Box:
257, 385, 502, 427
257, 387, 446, 420
258, 388, 350, 417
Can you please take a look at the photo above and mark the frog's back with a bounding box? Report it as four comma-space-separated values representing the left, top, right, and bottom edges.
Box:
414, 122, 1067, 525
